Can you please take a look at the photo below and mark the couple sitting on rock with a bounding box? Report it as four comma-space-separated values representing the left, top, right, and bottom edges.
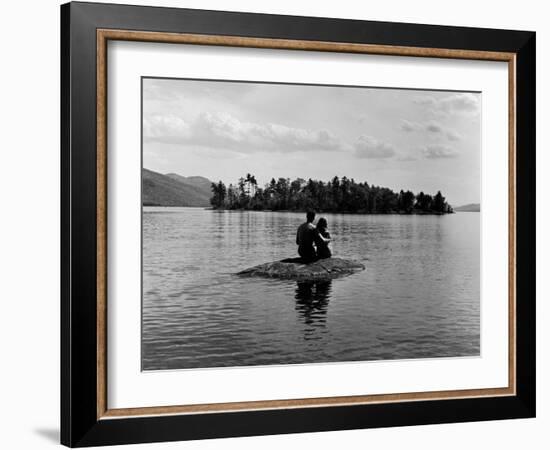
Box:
296, 211, 332, 262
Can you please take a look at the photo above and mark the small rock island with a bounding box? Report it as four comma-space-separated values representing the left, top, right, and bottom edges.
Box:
237, 257, 365, 281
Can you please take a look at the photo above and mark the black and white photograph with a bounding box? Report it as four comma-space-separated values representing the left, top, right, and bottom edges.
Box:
141, 77, 481, 371
1, 0, 543, 447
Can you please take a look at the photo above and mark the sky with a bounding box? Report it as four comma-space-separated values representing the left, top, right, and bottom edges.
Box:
142, 77, 481, 206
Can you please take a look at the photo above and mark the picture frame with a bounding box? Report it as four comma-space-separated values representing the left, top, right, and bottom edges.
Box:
60, 1, 536, 447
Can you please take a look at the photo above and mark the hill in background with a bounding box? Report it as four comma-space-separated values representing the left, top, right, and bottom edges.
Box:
454, 203, 480, 212
142, 168, 212, 207
165, 173, 212, 193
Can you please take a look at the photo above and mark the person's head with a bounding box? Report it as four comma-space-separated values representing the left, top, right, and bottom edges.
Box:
306, 210, 316, 223
317, 217, 328, 230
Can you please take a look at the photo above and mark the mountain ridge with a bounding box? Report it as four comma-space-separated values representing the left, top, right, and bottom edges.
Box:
142, 168, 212, 207
454, 203, 480, 212
165, 173, 212, 193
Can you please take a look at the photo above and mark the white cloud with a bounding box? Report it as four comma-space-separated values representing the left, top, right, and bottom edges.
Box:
426, 121, 443, 133
144, 112, 345, 153
354, 135, 396, 159
400, 119, 421, 132
446, 130, 461, 141
400, 120, 461, 141
441, 93, 480, 113
422, 145, 459, 159
143, 115, 192, 141
414, 93, 480, 115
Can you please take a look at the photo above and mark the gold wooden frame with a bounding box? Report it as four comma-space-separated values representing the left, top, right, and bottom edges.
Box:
96, 29, 516, 420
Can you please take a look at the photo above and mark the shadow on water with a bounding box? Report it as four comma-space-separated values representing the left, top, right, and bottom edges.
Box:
294, 280, 332, 327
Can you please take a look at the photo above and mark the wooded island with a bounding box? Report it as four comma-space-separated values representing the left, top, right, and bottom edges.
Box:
210, 174, 453, 214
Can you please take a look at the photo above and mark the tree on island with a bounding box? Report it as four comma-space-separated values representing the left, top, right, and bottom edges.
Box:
210, 174, 454, 214
210, 181, 226, 208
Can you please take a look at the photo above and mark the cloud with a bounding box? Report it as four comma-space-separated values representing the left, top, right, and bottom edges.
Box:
400, 119, 421, 132
144, 112, 345, 153
354, 135, 396, 159
441, 93, 480, 113
426, 121, 443, 133
446, 130, 461, 141
422, 145, 459, 159
143, 115, 192, 141
400, 120, 461, 141
414, 93, 480, 115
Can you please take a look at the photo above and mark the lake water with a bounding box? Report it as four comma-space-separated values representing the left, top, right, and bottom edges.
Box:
142, 207, 480, 370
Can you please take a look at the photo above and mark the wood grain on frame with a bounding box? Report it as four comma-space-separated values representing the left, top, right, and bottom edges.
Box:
96, 29, 517, 420
97, 29, 108, 419
508, 56, 517, 394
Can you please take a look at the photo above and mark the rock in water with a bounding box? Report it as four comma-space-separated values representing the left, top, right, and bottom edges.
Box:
237, 257, 365, 281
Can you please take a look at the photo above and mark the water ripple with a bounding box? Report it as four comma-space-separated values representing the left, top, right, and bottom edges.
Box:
142, 208, 480, 370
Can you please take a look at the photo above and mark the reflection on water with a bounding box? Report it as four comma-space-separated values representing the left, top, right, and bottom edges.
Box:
142, 208, 480, 370
295, 281, 332, 330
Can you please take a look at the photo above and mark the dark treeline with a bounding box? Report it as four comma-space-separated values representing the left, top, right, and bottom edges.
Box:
210, 174, 453, 214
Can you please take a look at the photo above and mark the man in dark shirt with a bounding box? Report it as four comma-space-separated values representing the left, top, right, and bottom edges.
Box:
296, 211, 318, 262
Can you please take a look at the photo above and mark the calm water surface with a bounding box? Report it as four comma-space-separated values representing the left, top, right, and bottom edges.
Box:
142, 208, 480, 370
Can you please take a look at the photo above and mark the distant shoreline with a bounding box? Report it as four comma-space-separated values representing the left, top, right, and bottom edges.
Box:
142, 168, 462, 215
143, 204, 458, 215
213, 207, 452, 215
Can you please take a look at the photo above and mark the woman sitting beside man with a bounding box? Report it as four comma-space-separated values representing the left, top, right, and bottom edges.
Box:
296, 211, 332, 261
315, 217, 332, 259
